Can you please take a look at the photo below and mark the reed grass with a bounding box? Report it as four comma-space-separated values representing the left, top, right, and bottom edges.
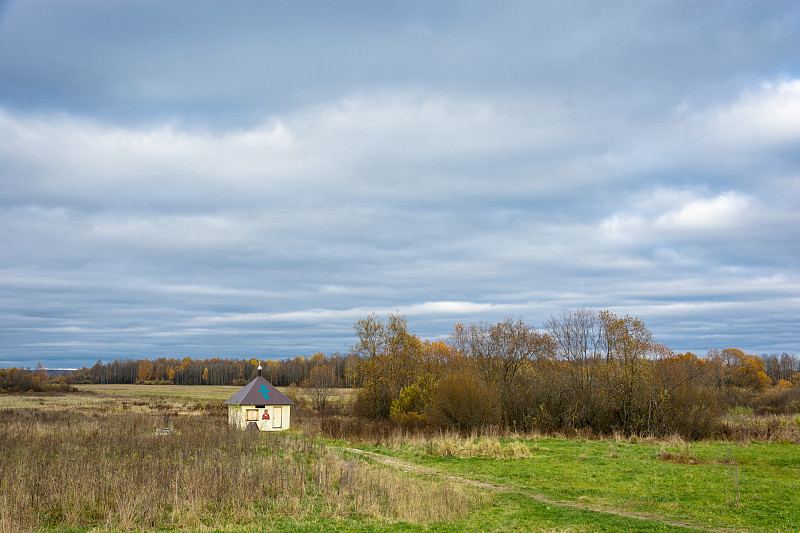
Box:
720, 412, 800, 443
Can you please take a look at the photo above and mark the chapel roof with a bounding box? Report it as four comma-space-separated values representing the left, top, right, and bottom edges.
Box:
223, 375, 296, 406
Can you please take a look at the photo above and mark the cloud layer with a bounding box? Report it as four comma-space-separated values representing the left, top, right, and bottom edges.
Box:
1, 1, 799, 367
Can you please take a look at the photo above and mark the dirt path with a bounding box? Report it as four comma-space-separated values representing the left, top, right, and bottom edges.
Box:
339, 447, 743, 533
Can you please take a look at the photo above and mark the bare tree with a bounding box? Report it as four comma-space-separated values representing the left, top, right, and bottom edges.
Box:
303, 365, 336, 413
545, 308, 604, 427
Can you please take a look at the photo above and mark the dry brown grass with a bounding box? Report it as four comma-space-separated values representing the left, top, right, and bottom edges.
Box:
300, 412, 515, 446
656, 444, 703, 465
5, 387, 226, 416
418, 436, 534, 459
720, 412, 800, 443
73, 384, 356, 402
0, 397, 484, 532
74, 383, 241, 400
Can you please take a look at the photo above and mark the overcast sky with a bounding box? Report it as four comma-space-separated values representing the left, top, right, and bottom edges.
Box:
1, 1, 799, 369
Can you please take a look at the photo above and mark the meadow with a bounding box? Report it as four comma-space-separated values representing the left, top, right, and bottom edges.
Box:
1, 386, 798, 532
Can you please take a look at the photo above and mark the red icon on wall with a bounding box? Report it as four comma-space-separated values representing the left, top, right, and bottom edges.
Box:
262, 411, 270, 420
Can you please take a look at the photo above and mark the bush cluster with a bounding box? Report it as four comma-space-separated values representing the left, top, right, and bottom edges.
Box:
349, 310, 799, 440
0, 367, 72, 394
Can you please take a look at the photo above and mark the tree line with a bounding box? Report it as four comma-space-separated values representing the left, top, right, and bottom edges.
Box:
1, 354, 363, 392
349, 310, 800, 439
59, 352, 362, 388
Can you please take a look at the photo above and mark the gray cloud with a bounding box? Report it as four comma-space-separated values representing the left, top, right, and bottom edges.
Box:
1, 1, 799, 367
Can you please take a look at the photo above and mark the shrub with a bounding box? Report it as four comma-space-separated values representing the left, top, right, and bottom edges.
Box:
660, 386, 724, 440
352, 379, 393, 419
390, 374, 437, 427
757, 384, 800, 414
426, 371, 500, 432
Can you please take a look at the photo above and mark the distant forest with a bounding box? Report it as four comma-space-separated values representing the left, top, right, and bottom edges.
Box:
0, 353, 359, 392
70, 351, 359, 388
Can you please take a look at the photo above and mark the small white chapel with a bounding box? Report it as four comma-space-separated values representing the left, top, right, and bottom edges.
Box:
224, 365, 295, 431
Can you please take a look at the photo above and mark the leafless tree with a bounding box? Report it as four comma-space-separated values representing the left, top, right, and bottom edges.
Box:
303, 365, 336, 413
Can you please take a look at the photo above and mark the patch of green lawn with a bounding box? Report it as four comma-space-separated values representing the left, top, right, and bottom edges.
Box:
461, 492, 707, 533
361, 438, 800, 533
199, 492, 708, 533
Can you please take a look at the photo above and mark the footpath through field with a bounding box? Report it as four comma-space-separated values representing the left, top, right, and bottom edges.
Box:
340, 447, 744, 533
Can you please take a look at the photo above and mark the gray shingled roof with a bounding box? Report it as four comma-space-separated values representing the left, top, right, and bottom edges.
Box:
223, 376, 296, 406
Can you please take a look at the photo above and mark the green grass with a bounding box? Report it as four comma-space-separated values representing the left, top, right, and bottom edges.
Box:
205, 495, 711, 532
356, 436, 800, 532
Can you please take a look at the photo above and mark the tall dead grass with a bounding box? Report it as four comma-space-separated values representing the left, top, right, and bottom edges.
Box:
301, 413, 512, 445
420, 436, 534, 459
301, 414, 538, 459
0, 408, 484, 532
720, 413, 800, 443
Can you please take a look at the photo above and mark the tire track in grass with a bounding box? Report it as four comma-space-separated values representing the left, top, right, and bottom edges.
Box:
339, 447, 744, 533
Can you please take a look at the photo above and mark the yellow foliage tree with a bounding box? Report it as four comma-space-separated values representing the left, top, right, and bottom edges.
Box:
721, 348, 771, 391
137, 360, 153, 382
353, 313, 427, 418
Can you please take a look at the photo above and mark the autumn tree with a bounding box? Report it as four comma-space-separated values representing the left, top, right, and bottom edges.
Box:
352, 313, 386, 359
723, 348, 770, 391
708, 348, 771, 393
263, 359, 280, 384
390, 373, 438, 427
779, 353, 798, 383
0, 368, 43, 392
154, 363, 168, 381
450, 318, 552, 427
352, 313, 427, 418
451, 318, 550, 386
137, 360, 154, 382
763, 354, 781, 384
383, 341, 459, 425
653, 351, 722, 439
343, 353, 362, 388
599, 310, 664, 433
540, 309, 680, 435
35, 361, 47, 381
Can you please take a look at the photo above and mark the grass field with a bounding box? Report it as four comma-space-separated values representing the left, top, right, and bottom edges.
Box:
1, 384, 356, 414
349, 436, 800, 532
2, 385, 799, 532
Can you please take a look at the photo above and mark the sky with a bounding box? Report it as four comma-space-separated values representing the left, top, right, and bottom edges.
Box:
1, 1, 799, 369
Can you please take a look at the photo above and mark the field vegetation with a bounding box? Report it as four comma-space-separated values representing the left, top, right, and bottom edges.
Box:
0, 395, 483, 533
349, 433, 800, 532
3, 384, 800, 532
3, 308, 800, 531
